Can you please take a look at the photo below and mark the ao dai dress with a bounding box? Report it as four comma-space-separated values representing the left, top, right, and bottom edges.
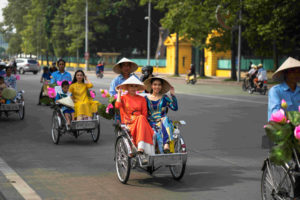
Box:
145, 95, 178, 153
69, 82, 99, 118
115, 94, 155, 155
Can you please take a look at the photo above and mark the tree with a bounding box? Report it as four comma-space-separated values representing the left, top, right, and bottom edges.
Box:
2, 0, 31, 56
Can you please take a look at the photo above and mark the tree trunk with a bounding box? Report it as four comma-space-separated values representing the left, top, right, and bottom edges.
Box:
231, 30, 237, 80
46, 50, 49, 66
200, 48, 205, 77
273, 40, 278, 70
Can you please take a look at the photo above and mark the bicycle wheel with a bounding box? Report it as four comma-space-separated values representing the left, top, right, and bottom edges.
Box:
242, 80, 247, 91
18, 101, 25, 120
91, 115, 100, 142
115, 137, 131, 184
169, 137, 186, 180
51, 112, 61, 144
261, 159, 295, 200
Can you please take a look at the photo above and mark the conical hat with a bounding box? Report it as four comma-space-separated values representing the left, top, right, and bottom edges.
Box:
116, 76, 145, 91
144, 76, 172, 94
2, 88, 17, 100
113, 57, 138, 74
273, 57, 300, 82
57, 96, 74, 108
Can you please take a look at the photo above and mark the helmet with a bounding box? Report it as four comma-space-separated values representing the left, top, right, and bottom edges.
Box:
142, 65, 153, 75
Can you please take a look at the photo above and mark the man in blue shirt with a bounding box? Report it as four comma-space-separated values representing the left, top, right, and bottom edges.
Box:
268, 57, 300, 120
268, 57, 300, 198
50, 59, 72, 84
109, 57, 139, 95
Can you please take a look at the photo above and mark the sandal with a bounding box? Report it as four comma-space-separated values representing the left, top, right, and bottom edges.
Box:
138, 151, 148, 165
163, 149, 170, 154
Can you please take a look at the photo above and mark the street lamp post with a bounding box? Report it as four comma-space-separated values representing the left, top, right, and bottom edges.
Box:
147, 0, 151, 66
85, 0, 89, 71
237, 0, 242, 82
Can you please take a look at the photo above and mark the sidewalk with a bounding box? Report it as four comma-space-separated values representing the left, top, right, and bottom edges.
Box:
85, 69, 243, 86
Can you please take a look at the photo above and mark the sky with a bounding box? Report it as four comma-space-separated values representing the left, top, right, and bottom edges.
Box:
0, 0, 8, 22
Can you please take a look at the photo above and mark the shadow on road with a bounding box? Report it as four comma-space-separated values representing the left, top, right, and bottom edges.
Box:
127, 165, 259, 193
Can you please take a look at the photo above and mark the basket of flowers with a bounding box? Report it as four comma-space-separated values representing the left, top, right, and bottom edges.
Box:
264, 99, 300, 165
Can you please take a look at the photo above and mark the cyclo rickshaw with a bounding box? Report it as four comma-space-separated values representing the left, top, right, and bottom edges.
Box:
51, 103, 100, 144
0, 89, 25, 120
50, 86, 100, 144
114, 119, 187, 184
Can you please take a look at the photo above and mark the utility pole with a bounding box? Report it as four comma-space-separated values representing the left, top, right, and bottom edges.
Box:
237, 0, 242, 82
147, 0, 151, 65
85, 0, 89, 71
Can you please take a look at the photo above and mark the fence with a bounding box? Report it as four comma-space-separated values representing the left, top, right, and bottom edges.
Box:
217, 57, 288, 71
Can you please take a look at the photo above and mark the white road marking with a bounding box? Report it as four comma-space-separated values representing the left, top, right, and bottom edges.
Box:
0, 157, 42, 200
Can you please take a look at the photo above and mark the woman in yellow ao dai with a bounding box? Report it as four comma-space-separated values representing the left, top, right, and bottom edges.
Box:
69, 70, 99, 120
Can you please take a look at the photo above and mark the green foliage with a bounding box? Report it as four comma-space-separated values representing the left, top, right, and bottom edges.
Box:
287, 111, 300, 127
98, 104, 114, 120
265, 111, 300, 165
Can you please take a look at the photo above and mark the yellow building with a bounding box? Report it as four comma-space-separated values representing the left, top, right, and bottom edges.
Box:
163, 34, 192, 74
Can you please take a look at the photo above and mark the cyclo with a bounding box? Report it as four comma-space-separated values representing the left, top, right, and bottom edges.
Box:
114, 118, 187, 184
50, 86, 100, 144
0, 89, 25, 120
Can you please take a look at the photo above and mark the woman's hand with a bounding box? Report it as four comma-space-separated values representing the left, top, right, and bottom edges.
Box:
170, 86, 175, 95
116, 88, 121, 102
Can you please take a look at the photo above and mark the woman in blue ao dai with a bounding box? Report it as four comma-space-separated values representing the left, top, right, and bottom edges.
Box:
144, 77, 178, 154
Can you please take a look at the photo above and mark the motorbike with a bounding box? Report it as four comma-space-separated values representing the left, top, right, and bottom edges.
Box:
248, 80, 268, 95
186, 74, 197, 84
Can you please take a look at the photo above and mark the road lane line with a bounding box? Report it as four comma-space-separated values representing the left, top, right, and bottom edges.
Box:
181, 93, 268, 105
0, 157, 41, 200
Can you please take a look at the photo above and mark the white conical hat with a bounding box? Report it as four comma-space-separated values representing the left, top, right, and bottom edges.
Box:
113, 57, 138, 74
57, 96, 74, 108
144, 76, 172, 94
272, 57, 300, 82
116, 76, 145, 91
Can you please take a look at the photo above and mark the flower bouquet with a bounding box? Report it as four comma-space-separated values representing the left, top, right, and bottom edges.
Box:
98, 89, 117, 120
264, 100, 300, 165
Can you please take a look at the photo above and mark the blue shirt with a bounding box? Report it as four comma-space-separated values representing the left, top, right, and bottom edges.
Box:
50, 71, 72, 84
4, 75, 17, 90
42, 72, 51, 80
0, 70, 5, 76
268, 82, 300, 120
109, 73, 139, 95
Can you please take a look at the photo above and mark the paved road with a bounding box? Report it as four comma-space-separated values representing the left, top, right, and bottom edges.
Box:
0, 72, 269, 200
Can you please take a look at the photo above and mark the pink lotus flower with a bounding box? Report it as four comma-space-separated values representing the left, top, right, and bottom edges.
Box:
47, 87, 56, 98
281, 99, 288, 109
89, 90, 95, 99
101, 93, 106, 98
57, 81, 63, 86
15, 75, 20, 80
68, 81, 72, 85
106, 103, 114, 113
104, 89, 108, 95
294, 125, 300, 140
114, 94, 117, 99
269, 109, 287, 123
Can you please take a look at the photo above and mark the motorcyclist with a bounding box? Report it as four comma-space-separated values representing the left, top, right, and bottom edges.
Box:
247, 64, 258, 88
186, 64, 197, 84
140, 65, 154, 82
255, 64, 267, 88
96, 60, 104, 78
